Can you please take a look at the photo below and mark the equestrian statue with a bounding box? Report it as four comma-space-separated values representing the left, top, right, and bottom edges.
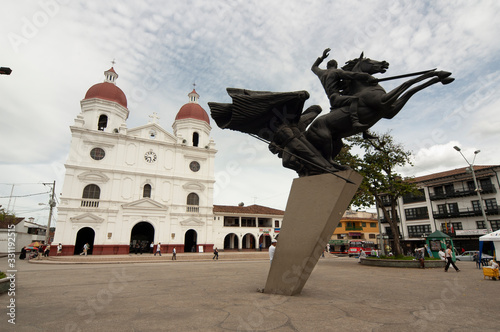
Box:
208, 48, 454, 178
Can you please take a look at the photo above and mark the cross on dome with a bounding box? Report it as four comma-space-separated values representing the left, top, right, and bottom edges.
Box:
149, 112, 160, 124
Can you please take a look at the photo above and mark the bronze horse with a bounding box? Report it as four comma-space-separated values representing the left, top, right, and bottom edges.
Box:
305, 53, 454, 163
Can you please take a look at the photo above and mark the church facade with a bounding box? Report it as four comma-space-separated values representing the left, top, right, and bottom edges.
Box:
52, 67, 217, 255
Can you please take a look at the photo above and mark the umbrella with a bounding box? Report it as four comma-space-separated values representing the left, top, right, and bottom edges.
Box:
28, 242, 41, 247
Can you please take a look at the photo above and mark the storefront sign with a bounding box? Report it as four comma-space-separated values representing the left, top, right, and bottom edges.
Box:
455, 229, 488, 236
260, 228, 271, 234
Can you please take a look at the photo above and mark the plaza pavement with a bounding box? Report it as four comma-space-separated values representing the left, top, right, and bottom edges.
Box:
1, 252, 499, 332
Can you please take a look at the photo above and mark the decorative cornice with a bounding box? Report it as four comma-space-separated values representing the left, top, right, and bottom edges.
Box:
70, 213, 105, 223
182, 182, 205, 191
77, 171, 110, 183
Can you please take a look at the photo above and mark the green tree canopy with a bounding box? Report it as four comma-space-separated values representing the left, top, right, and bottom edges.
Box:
336, 132, 419, 256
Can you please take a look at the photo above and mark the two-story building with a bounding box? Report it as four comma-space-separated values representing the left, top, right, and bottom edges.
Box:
330, 210, 379, 253
378, 165, 500, 253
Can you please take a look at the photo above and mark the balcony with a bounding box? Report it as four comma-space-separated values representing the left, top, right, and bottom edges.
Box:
402, 194, 426, 204
433, 207, 500, 219
379, 216, 400, 223
429, 184, 496, 201
81, 199, 99, 208
186, 205, 199, 213
345, 226, 363, 231
405, 213, 429, 221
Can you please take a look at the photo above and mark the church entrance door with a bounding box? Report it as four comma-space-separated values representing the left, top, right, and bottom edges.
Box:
74, 227, 95, 255
130, 221, 155, 254
184, 229, 197, 252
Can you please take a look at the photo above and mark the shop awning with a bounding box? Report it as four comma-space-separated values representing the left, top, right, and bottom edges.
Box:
329, 239, 348, 245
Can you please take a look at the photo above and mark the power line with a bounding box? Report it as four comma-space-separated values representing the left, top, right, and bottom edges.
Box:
0, 191, 51, 199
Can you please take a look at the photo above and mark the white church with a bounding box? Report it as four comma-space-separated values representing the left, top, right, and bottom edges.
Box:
52, 67, 283, 255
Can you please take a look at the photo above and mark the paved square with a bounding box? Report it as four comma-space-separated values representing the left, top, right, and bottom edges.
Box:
1, 255, 499, 331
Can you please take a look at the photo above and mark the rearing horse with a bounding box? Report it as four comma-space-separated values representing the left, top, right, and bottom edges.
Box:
305, 53, 454, 163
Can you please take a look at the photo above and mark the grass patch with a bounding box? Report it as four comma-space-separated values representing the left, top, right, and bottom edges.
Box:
0, 272, 6, 279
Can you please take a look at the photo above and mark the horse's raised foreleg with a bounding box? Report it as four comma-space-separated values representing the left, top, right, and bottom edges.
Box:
383, 77, 441, 119
380, 71, 445, 105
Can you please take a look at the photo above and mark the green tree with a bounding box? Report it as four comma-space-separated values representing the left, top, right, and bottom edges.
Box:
337, 132, 420, 256
0, 205, 16, 223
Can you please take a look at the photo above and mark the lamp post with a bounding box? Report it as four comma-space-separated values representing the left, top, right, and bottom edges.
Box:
453, 146, 490, 231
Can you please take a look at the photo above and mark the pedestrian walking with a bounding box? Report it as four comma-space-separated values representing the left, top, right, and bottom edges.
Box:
19, 246, 27, 260
155, 242, 161, 256
150, 242, 154, 254
444, 244, 460, 272
269, 239, 277, 264
415, 248, 425, 268
213, 247, 219, 260
44, 244, 51, 257
57, 243, 62, 256
172, 247, 177, 260
80, 243, 89, 256
37, 245, 44, 260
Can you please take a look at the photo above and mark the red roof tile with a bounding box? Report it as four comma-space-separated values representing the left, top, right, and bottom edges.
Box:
0, 217, 24, 229
414, 165, 499, 183
213, 204, 284, 216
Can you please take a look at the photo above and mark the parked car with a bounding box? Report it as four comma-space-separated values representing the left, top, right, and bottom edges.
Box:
455, 251, 493, 261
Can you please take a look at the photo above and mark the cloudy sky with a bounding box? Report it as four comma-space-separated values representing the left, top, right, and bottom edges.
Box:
1, 0, 500, 226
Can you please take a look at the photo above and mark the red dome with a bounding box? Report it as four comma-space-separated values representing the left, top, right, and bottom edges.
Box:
84, 82, 127, 108
175, 103, 210, 124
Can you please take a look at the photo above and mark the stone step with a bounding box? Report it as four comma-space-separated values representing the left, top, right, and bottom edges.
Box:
30, 251, 270, 264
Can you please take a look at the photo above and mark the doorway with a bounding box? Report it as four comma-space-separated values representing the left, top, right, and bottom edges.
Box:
184, 229, 197, 252
130, 221, 155, 253
74, 227, 95, 255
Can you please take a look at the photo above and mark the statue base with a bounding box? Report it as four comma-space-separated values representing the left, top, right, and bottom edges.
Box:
264, 170, 363, 296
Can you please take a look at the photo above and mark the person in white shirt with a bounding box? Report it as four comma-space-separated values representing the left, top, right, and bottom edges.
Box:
488, 259, 499, 269
438, 249, 446, 261
269, 239, 277, 264
444, 244, 460, 272
155, 242, 161, 256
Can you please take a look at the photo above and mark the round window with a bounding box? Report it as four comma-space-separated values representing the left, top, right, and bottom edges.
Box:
90, 147, 105, 160
189, 161, 200, 172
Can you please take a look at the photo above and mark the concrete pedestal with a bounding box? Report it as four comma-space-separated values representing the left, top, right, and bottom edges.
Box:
264, 170, 362, 296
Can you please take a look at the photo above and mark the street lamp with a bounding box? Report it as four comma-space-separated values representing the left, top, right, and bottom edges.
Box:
453, 146, 490, 231
0, 67, 12, 75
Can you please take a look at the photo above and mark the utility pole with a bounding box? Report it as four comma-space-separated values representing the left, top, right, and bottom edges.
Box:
44, 181, 56, 244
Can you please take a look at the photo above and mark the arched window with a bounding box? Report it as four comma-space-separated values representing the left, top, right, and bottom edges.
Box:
192, 132, 199, 147
81, 184, 100, 207
143, 184, 152, 198
82, 184, 100, 199
98, 115, 108, 131
186, 193, 199, 212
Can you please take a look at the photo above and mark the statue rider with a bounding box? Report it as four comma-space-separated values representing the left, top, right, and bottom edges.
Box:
311, 48, 377, 139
